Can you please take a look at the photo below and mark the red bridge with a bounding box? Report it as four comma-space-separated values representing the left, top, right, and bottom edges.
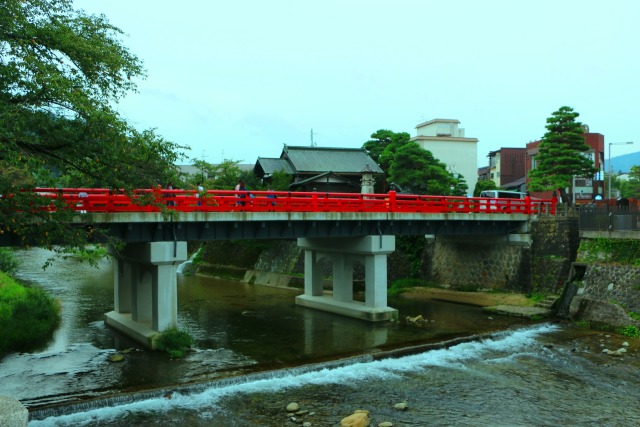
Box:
32, 187, 556, 215
10, 187, 558, 346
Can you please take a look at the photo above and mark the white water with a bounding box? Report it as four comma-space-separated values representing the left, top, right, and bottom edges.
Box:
30, 324, 558, 426
176, 248, 201, 274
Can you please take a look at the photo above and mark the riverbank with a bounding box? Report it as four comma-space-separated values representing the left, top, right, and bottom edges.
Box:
396, 287, 534, 307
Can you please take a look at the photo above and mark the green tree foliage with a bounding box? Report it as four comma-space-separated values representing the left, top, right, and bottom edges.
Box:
363, 129, 411, 171
0, 0, 186, 248
362, 129, 411, 191
451, 173, 468, 196
269, 169, 293, 191
619, 166, 640, 199
389, 142, 456, 195
473, 179, 497, 197
183, 159, 218, 190
211, 159, 244, 190
528, 106, 597, 206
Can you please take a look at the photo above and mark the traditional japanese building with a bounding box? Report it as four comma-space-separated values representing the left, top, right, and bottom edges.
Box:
254, 145, 383, 193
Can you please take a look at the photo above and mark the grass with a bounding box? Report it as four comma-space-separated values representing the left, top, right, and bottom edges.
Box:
525, 292, 548, 304
388, 278, 434, 296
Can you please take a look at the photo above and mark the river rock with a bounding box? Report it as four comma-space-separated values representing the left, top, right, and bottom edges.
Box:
340, 409, 370, 427
378, 422, 393, 427
0, 396, 28, 427
287, 402, 300, 412
394, 402, 408, 410
107, 353, 124, 363
602, 348, 627, 357
569, 296, 640, 328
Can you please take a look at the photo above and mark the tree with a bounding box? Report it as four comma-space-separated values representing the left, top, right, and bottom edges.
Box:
362, 130, 411, 191
388, 142, 456, 195
268, 169, 293, 191
210, 159, 244, 190
528, 106, 597, 206
0, 0, 186, 249
450, 173, 469, 197
473, 179, 497, 197
620, 166, 640, 199
363, 129, 411, 171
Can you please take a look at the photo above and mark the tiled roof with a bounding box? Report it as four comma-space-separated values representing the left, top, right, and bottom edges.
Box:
255, 158, 295, 175
282, 146, 383, 174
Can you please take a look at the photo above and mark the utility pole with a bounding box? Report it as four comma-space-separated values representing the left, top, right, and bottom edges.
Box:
310, 129, 317, 147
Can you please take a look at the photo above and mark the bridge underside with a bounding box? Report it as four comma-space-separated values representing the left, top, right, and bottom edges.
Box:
94, 218, 527, 244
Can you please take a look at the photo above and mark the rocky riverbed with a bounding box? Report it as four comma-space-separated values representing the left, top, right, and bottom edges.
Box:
185, 325, 640, 427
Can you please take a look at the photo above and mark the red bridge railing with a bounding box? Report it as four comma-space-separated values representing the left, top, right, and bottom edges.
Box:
29, 188, 557, 216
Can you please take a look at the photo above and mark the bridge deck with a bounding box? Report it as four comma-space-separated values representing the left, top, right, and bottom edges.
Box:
0, 188, 556, 244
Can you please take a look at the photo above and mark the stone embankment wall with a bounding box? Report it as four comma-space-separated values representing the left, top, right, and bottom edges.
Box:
427, 217, 580, 293
529, 217, 580, 294
428, 237, 530, 292
193, 217, 586, 295
578, 264, 640, 313
196, 237, 431, 289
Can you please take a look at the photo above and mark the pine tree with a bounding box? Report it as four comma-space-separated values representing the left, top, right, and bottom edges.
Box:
528, 106, 597, 206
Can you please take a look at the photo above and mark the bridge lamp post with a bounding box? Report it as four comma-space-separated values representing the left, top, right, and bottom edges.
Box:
607, 141, 633, 199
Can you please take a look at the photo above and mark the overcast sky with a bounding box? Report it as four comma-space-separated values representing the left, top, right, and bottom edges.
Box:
73, 0, 640, 167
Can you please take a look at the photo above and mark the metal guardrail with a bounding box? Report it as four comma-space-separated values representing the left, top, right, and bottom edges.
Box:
578, 205, 640, 231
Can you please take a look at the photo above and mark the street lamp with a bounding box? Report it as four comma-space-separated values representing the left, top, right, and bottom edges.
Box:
608, 141, 634, 199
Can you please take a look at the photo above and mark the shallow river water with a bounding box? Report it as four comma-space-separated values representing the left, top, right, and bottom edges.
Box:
1, 249, 639, 426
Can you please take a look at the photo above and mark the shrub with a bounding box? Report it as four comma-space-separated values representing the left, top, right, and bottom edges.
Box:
155, 328, 194, 359
0, 248, 18, 274
0, 273, 61, 354
617, 325, 640, 338
64, 245, 108, 263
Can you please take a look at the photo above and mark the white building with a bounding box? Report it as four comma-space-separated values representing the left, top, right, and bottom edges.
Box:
410, 118, 478, 196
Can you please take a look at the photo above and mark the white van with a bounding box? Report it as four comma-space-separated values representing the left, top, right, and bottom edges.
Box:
479, 190, 526, 199
479, 190, 527, 211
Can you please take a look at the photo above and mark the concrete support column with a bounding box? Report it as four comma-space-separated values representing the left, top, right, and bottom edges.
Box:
131, 270, 152, 323
105, 241, 187, 348
113, 258, 133, 313
296, 236, 397, 322
152, 264, 179, 331
332, 254, 353, 303
304, 250, 324, 296
364, 253, 388, 309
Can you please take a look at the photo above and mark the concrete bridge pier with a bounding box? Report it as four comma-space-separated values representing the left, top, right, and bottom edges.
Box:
105, 241, 187, 348
296, 236, 398, 321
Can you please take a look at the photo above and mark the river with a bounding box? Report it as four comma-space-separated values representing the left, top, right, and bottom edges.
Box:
1, 248, 639, 426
